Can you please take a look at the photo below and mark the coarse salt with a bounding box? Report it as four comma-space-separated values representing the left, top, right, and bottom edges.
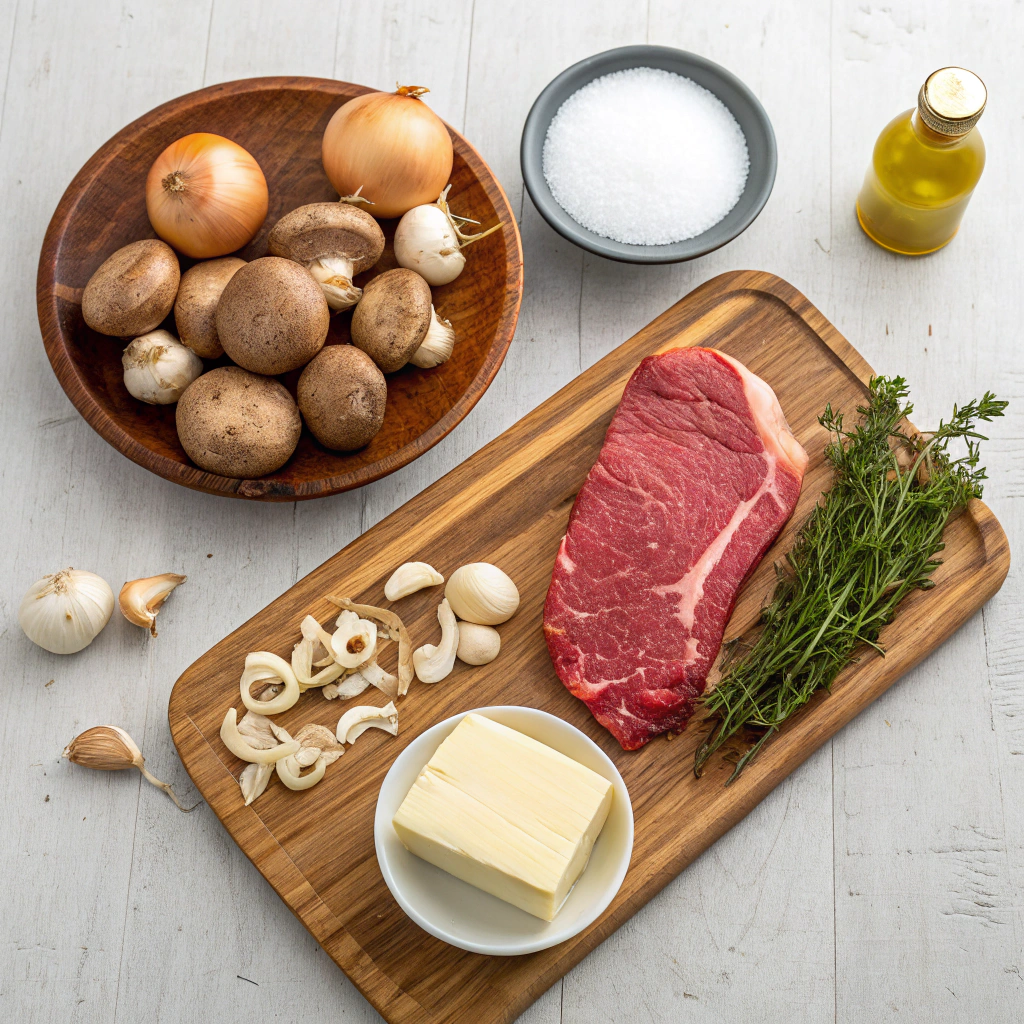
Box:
542, 67, 750, 246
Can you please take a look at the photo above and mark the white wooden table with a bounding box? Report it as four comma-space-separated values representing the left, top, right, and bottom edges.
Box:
2, 2, 1021, 1021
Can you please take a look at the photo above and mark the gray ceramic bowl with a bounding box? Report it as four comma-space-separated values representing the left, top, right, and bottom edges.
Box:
521, 46, 777, 264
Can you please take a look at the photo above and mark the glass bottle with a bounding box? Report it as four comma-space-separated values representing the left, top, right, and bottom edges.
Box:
856, 67, 986, 255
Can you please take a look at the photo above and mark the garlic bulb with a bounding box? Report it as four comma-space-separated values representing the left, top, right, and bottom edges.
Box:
445, 563, 520, 626
19, 568, 114, 654
384, 561, 444, 600
119, 573, 186, 636
122, 330, 203, 404
306, 256, 362, 311
409, 308, 455, 369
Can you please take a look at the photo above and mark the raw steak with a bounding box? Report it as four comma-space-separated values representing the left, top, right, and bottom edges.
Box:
543, 347, 808, 750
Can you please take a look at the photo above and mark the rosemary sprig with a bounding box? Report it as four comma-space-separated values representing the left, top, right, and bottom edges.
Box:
694, 376, 1006, 785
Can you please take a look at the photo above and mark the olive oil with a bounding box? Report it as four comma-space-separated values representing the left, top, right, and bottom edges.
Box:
856, 67, 986, 255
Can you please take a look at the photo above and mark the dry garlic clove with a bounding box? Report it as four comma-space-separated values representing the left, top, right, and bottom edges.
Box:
239, 652, 301, 715
456, 621, 501, 666
118, 573, 186, 637
19, 568, 114, 655
445, 563, 520, 625
276, 753, 327, 791
331, 610, 377, 668
239, 762, 273, 806
408, 308, 455, 369
63, 725, 194, 812
220, 708, 299, 764
336, 701, 399, 745
328, 597, 414, 695
413, 599, 459, 683
384, 561, 444, 601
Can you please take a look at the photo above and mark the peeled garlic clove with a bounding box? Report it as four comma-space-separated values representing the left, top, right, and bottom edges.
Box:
384, 561, 444, 601
220, 708, 299, 764
63, 725, 194, 812
336, 701, 399, 745
118, 572, 186, 637
331, 610, 377, 668
239, 652, 301, 715
122, 329, 203, 405
413, 598, 459, 683
408, 308, 455, 369
445, 563, 519, 625
19, 568, 114, 655
456, 621, 501, 666
239, 762, 273, 806
276, 753, 327, 791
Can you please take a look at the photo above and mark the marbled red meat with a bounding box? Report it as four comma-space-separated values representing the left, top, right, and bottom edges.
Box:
543, 347, 808, 750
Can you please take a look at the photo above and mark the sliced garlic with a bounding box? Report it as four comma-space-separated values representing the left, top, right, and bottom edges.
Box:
413, 598, 459, 683
456, 621, 501, 666
328, 597, 414, 695
276, 753, 327, 791
220, 708, 299, 764
445, 563, 520, 625
292, 616, 346, 689
239, 652, 301, 715
118, 573, 186, 637
384, 561, 444, 601
331, 610, 377, 668
336, 701, 399, 745
239, 762, 273, 806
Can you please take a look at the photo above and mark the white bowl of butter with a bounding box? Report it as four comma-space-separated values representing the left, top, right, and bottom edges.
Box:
375, 705, 634, 955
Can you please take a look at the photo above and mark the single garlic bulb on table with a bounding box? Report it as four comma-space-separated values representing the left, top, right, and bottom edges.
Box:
122, 329, 203, 404
19, 568, 114, 654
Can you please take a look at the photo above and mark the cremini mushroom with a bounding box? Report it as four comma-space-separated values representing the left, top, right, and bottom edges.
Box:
220, 708, 299, 764
413, 598, 459, 683
176, 366, 301, 478
350, 268, 432, 373
82, 239, 180, 337
297, 345, 386, 451
174, 257, 246, 358
215, 256, 329, 374
268, 202, 385, 312
336, 701, 399, 745
239, 652, 301, 715
384, 561, 444, 601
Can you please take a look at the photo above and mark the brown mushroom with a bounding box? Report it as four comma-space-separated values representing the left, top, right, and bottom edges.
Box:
81, 239, 180, 337
215, 257, 329, 375
298, 345, 386, 451
173, 257, 246, 358
176, 366, 301, 477
350, 268, 432, 373
268, 203, 385, 312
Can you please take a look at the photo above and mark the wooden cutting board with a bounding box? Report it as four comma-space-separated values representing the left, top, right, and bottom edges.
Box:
169, 270, 1009, 1024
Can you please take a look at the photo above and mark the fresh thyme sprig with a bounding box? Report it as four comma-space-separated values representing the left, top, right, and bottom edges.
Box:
694, 376, 1006, 785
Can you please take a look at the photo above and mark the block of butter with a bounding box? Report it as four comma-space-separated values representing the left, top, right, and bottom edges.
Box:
392, 713, 614, 921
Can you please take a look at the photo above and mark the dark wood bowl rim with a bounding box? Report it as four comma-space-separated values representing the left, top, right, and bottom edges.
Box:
36, 76, 524, 501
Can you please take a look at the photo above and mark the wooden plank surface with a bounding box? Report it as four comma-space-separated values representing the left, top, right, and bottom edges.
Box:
1, 3, 1021, 1024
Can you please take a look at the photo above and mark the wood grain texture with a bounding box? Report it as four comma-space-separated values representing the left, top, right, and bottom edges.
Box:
36, 77, 523, 501
168, 271, 1009, 1024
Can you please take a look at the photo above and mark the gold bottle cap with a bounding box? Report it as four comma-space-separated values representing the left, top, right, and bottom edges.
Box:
918, 67, 987, 136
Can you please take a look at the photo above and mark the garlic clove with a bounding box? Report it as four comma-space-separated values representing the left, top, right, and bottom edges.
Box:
122, 329, 204, 405
306, 256, 361, 311
19, 568, 114, 655
336, 701, 399, 745
239, 762, 273, 806
444, 563, 520, 626
384, 561, 444, 601
220, 708, 299, 764
412, 598, 460, 683
63, 725, 195, 812
239, 652, 301, 715
118, 572, 186, 637
456, 621, 501, 666
331, 610, 377, 668
327, 597, 414, 696
408, 307, 455, 369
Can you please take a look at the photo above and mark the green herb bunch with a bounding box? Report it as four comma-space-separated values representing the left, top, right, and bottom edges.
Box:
694, 376, 1006, 784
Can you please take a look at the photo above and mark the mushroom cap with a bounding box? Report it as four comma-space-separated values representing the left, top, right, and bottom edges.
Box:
173, 257, 246, 358
176, 366, 301, 478
350, 268, 432, 374
215, 256, 329, 375
81, 239, 180, 337
268, 203, 385, 274
298, 345, 386, 451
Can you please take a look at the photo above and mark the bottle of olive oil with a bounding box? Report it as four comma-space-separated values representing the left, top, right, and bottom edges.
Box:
856, 67, 986, 255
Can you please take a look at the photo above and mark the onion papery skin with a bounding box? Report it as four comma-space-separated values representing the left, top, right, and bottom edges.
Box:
146, 133, 269, 259
322, 90, 453, 219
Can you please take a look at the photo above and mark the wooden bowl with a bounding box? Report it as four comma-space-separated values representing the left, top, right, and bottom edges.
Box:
37, 77, 523, 501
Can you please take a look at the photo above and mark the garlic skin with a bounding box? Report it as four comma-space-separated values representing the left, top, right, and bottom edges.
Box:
221, 708, 299, 764
336, 701, 399, 744
384, 561, 444, 601
306, 256, 362, 311
445, 563, 520, 626
332, 610, 377, 668
394, 202, 466, 285
409, 307, 455, 369
413, 598, 459, 683
119, 573, 186, 637
240, 762, 273, 806
19, 568, 114, 654
456, 622, 501, 666
122, 329, 203, 404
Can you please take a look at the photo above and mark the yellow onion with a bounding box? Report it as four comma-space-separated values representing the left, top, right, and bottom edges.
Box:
146, 133, 268, 258
322, 86, 453, 219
